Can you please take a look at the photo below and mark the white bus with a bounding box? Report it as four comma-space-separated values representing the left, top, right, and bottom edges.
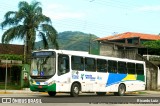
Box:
29, 49, 146, 97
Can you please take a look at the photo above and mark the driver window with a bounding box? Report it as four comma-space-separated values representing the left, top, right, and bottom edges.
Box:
58, 54, 69, 76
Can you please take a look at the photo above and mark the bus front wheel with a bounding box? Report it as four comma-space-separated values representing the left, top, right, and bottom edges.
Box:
70, 83, 80, 97
48, 91, 56, 96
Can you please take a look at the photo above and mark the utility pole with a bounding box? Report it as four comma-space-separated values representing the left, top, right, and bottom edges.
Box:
89, 34, 92, 54
24, 35, 28, 64
5, 58, 8, 93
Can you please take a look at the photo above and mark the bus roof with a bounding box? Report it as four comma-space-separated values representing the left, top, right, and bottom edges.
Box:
33, 49, 145, 64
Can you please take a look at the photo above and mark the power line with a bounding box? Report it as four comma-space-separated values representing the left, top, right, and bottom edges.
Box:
0, 0, 157, 37
85, 0, 156, 15
86, 0, 135, 10
87, 0, 141, 9
0, 18, 130, 37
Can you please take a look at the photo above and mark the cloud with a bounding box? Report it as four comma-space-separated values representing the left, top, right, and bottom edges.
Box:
48, 12, 84, 20
44, 3, 65, 10
43, 3, 85, 20
137, 5, 160, 11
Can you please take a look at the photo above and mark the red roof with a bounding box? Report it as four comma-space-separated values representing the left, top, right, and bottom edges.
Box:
0, 44, 24, 55
97, 32, 160, 41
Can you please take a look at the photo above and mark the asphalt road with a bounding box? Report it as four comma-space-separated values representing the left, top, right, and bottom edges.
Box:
0, 92, 160, 104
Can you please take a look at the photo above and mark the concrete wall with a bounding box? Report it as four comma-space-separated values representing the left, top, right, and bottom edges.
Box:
99, 43, 118, 57
158, 67, 160, 90
99, 42, 138, 59
118, 49, 138, 59
136, 54, 158, 90
143, 55, 160, 90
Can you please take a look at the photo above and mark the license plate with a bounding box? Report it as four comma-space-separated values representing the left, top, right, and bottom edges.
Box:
38, 85, 42, 88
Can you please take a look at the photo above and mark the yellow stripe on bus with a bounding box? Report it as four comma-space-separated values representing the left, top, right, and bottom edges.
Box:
122, 74, 137, 81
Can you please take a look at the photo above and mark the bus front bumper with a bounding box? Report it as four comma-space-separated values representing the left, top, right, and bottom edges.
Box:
30, 84, 56, 92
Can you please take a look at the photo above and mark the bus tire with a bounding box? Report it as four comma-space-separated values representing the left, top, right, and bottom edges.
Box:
48, 91, 56, 96
118, 84, 126, 96
70, 83, 80, 97
115, 84, 126, 96
96, 92, 106, 96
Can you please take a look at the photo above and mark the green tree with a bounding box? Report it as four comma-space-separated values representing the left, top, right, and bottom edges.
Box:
143, 40, 160, 55
1, 1, 59, 63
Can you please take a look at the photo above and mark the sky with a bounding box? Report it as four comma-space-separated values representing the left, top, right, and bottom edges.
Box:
1, 0, 160, 44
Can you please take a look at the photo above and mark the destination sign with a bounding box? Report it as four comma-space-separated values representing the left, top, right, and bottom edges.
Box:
32, 51, 55, 57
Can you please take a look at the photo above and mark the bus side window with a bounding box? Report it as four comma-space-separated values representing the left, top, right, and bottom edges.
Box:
108, 60, 117, 73
118, 61, 127, 74
97, 59, 108, 72
58, 54, 69, 76
127, 62, 135, 74
85, 57, 96, 72
136, 63, 144, 75
71, 56, 84, 71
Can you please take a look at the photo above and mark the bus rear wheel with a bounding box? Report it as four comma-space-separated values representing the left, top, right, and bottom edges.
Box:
70, 83, 80, 97
114, 84, 126, 96
96, 92, 106, 96
48, 91, 56, 96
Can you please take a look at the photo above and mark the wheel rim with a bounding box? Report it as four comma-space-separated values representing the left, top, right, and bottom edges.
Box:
119, 85, 125, 94
74, 86, 79, 94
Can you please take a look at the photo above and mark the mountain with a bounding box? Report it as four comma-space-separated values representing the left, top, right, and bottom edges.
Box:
35, 31, 99, 53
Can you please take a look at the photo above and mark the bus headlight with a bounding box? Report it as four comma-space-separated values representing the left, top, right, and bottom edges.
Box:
29, 79, 36, 85
48, 81, 55, 86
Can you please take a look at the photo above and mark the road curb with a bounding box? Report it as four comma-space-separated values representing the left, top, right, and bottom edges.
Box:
0, 90, 40, 94
0, 90, 160, 95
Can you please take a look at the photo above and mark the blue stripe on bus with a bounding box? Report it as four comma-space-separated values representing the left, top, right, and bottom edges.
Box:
106, 73, 127, 86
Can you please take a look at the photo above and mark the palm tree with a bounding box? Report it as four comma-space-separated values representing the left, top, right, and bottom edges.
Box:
1, 1, 59, 63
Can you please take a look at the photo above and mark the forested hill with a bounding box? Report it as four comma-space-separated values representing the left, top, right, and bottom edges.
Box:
35, 31, 99, 52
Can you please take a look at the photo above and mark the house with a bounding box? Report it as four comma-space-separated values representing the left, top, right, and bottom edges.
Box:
0, 44, 24, 87
0, 44, 24, 55
97, 32, 160, 58
97, 32, 160, 90
97, 32, 160, 44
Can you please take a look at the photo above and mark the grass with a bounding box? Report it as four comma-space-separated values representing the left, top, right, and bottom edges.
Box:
137, 91, 147, 94
0, 83, 22, 90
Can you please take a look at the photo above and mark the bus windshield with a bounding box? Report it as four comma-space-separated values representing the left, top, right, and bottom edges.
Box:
30, 51, 56, 78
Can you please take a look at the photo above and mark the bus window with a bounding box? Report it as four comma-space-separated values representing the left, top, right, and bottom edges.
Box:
58, 54, 69, 76
85, 57, 96, 72
108, 60, 117, 73
136, 63, 144, 75
97, 59, 107, 73
118, 61, 127, 74
71, 56, 84, 71
127, 62, 135, 74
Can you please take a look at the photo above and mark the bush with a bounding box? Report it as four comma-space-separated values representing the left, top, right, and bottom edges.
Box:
0, 54, 23, 60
